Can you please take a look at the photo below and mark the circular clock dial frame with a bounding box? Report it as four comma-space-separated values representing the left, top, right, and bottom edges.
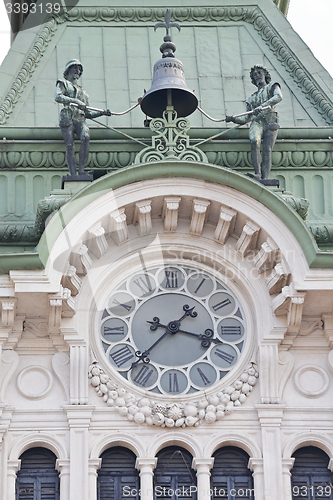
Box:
98, 264, 247, 396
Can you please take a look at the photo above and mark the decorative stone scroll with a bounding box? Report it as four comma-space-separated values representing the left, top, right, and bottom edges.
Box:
88, 361, 258, 427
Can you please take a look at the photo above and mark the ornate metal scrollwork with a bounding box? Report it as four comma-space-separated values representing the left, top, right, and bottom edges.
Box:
135, 107, 207, 163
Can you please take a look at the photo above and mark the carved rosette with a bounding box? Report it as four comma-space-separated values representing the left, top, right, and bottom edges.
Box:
88, 361, 258, 427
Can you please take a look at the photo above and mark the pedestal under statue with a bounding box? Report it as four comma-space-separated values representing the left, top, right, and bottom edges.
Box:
55, 59, 111, 180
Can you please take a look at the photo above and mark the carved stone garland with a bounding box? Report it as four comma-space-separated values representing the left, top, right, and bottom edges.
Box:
88, 361, 258, 427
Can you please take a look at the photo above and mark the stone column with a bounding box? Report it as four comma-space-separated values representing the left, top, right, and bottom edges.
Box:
7, 459, 20, 500
256, 404, 286, 500
88, 458, 102, 500
136, 458, 157, 500
65, 405, 94, 500
56, 458, 71, 500
248, 458, 264, 500
282, 459, 295, 500
192, 458, 214, 500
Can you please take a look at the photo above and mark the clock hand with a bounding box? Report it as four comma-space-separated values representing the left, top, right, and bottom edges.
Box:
176, 328, 222, 348
147, 304, 197, 333
147, 305, 219, 348
130, 319, 171, 369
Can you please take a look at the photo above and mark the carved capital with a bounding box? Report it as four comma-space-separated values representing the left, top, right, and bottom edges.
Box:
134, 200, 152, 236
135, 457, 158, 473
192, 457, 215, 472
189, 199, 210, 236
109, 208, 129, 245
162, 197, 181, 232
49, 286, 76, 333
214, 206, 237, 244
235, 220, 260, 257
87, 222, 108, 259
0, 298, 17, 328
248, 458, 264, 473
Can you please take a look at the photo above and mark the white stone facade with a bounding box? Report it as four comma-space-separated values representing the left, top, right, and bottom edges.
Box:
1, 171, 333, 500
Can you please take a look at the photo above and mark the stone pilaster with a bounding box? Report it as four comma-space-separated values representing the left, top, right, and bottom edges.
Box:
56, 458, 71, 500
256, 404, 286, 500
248, 458, 264, 500
192, 458, 214, 500
136, 457, 157, 500
6, 459, 21, 500
68, 344, 89, 405
88, 458, 102, 500
281, 458, 295, 500
65, 405, 94, 500
259, 343, 280, 404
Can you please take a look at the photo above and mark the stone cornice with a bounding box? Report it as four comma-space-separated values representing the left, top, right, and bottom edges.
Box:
0, 6, 332, 125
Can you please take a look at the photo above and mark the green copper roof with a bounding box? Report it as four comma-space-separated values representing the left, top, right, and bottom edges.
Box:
0, 0, 332, 128
0, 160, 330, 274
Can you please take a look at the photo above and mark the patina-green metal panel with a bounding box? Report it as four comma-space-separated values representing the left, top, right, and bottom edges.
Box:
0, 1, 332, 128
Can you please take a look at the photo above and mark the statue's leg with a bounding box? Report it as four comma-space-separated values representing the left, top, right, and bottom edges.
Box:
261, 128, 278, 180
76, 122, 90, 175
61, 125, 76, 176
249, 121, 263, 178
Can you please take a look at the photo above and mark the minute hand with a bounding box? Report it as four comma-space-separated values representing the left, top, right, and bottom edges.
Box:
130, 329, 170, 369
177, 328, 222, 348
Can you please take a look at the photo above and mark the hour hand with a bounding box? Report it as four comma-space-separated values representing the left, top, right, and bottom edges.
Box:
147, 317, 166, 331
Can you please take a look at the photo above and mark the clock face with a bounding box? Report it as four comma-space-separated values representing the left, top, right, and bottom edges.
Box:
99, 265, 247, 395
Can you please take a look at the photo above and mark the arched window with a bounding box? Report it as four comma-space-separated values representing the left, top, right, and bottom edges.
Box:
16, 447, 59, 500
154, 446, 196, 500
97, 446, 139, 500
211, 446, 254, 500
291, 446, 333, 499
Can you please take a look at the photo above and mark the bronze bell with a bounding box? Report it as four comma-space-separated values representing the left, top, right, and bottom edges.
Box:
140, 9, 198, 119
140, 57, 198, 118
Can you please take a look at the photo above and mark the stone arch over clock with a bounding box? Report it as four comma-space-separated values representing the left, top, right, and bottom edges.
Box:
40, 162, 314, 413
